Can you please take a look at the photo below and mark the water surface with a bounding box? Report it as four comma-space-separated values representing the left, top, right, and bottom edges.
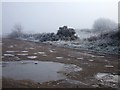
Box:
2, 60, 66, 83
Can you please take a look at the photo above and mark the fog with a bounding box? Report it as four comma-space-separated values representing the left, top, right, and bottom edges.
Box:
2, 1, 118, 35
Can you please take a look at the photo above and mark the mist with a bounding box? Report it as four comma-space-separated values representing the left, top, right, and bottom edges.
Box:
2, 1, 118, 35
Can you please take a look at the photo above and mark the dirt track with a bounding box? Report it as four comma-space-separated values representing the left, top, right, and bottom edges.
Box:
2, 38, 119, 88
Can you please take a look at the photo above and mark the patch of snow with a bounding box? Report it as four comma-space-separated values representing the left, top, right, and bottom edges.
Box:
27, 56, 37, 59
74, 67, 82, 72
64, 64, 82, 72
95, 73, 119, 88
4, 54, 14, 57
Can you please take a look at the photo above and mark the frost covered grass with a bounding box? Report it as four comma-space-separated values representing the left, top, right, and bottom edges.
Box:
95, 73, 119, 88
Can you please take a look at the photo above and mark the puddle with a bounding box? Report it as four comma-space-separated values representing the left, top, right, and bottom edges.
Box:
95, 73, 119, 88
2, 60, 83, 83
2, 60, 66, 83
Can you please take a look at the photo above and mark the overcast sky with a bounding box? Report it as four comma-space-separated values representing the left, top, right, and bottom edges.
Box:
1, 0, 119, 35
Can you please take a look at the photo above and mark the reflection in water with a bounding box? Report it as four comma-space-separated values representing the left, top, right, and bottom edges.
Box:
2, 60, 66, 83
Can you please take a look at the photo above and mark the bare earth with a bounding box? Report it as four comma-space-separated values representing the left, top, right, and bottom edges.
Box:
2, 38, 119, 88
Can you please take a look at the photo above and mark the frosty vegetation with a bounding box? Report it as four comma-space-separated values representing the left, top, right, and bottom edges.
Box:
8, 18, 119, 55
8, 25, 78, 42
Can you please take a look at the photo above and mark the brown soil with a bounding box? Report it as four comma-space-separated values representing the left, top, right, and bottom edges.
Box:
2, 38, 119, 88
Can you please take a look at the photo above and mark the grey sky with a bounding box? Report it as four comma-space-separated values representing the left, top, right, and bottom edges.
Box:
2, 1, 118, 35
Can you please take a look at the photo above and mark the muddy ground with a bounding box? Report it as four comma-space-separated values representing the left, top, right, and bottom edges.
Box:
2, 38, 120, 88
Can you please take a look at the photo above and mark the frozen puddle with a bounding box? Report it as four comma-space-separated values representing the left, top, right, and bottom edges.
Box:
89, 59, 94, 62
2, 61, 83, 83
4, 54, 14, 57
56, 57, 63, 59
38, 52, 45, 54
27, 56, 37, 59
21, 51, 28, 53
77, 58, 83, 60
6, 51, 18, 53
104, 65, 114, 68
17, 53, 28, 56
95, 73, 119, 88
9, 45, 14, 48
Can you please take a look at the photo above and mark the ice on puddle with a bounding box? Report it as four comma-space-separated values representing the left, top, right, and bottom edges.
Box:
27, 56, 37, 59
6, 51, 18, 53
4, 54, 14, 57
17, 53, 28, 56
49, 50, 54, 52
104, 65, 114, 68
38, 52, 45, 54
89, 59, 94, 62
42, 54, 47, 56
21, 51, 28, 53
56, 57, 63, 59
33, 53, 38, 55
9, 45, 14, 48
29, 47, 34, 49
67, 58, 70, 60
77, 58, 83, 60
